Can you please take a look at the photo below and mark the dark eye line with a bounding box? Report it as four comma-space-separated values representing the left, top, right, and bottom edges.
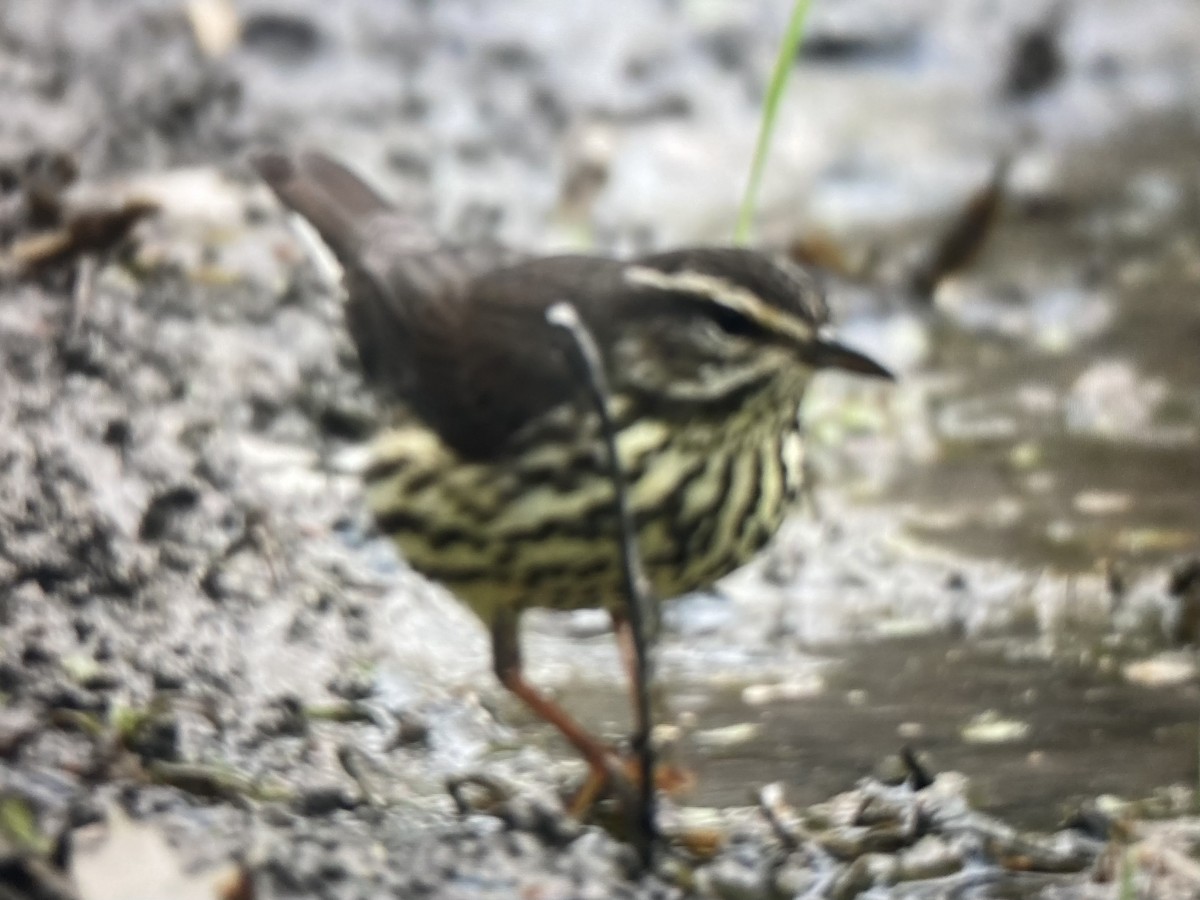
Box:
707, 302, 763, 337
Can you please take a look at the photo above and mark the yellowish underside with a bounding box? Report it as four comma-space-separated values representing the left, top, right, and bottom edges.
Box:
365, 375, 809, 622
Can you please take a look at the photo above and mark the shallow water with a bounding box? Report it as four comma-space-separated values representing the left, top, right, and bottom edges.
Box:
881, 119, 1200, 575
687, 636, 1199, 829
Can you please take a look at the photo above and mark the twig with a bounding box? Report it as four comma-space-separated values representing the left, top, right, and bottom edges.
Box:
900, 745, 934, 791
907, 158, 1009, 301
546, 301, 657, 870
758, 782, 803, 851
67, 253, 96, 343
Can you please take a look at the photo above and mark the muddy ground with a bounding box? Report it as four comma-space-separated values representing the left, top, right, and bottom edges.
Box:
2, 1, 1200, 897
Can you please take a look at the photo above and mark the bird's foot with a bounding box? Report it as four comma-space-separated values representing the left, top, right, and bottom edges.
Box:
566, 748, 695, 818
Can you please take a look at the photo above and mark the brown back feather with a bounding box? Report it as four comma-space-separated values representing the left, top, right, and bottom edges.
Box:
254, 152, 841, 460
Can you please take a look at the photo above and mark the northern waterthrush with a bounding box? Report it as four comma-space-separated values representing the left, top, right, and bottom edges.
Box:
255, 150, 892, 790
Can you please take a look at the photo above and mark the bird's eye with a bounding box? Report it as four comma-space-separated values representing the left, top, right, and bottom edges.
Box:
707, 305, 761, 338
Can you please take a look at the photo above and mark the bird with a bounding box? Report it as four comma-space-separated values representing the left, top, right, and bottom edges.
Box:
253, 149, 892, 801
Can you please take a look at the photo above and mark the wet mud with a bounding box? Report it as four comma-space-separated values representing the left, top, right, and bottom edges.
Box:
1, 1, 1199, 897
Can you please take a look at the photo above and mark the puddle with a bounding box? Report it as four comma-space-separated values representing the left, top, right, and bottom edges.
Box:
878, 117, 1200, 574
684, 635, 1200, 830
521, 625, 1198, 831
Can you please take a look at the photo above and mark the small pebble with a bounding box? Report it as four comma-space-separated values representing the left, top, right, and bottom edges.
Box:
293, 785, 356, 817
960, 710, 1030, 744
1123, 653, 1197, 687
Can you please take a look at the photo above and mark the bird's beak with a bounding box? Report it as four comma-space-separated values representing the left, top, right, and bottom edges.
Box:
809, 338, 894, 380
761, 307, 894, 381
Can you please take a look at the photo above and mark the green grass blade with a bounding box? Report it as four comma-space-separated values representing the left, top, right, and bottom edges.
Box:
734, 0, 814, 246
1118, 846, 1135, 900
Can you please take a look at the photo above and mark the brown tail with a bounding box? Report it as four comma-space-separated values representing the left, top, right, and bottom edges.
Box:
252, 150, 391, 265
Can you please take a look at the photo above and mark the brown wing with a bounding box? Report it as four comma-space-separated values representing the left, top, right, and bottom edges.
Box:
402, 255, 637, 459
253, 151, 636, 459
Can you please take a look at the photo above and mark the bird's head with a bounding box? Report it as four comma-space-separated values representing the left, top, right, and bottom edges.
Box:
611, 248, 892, 409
